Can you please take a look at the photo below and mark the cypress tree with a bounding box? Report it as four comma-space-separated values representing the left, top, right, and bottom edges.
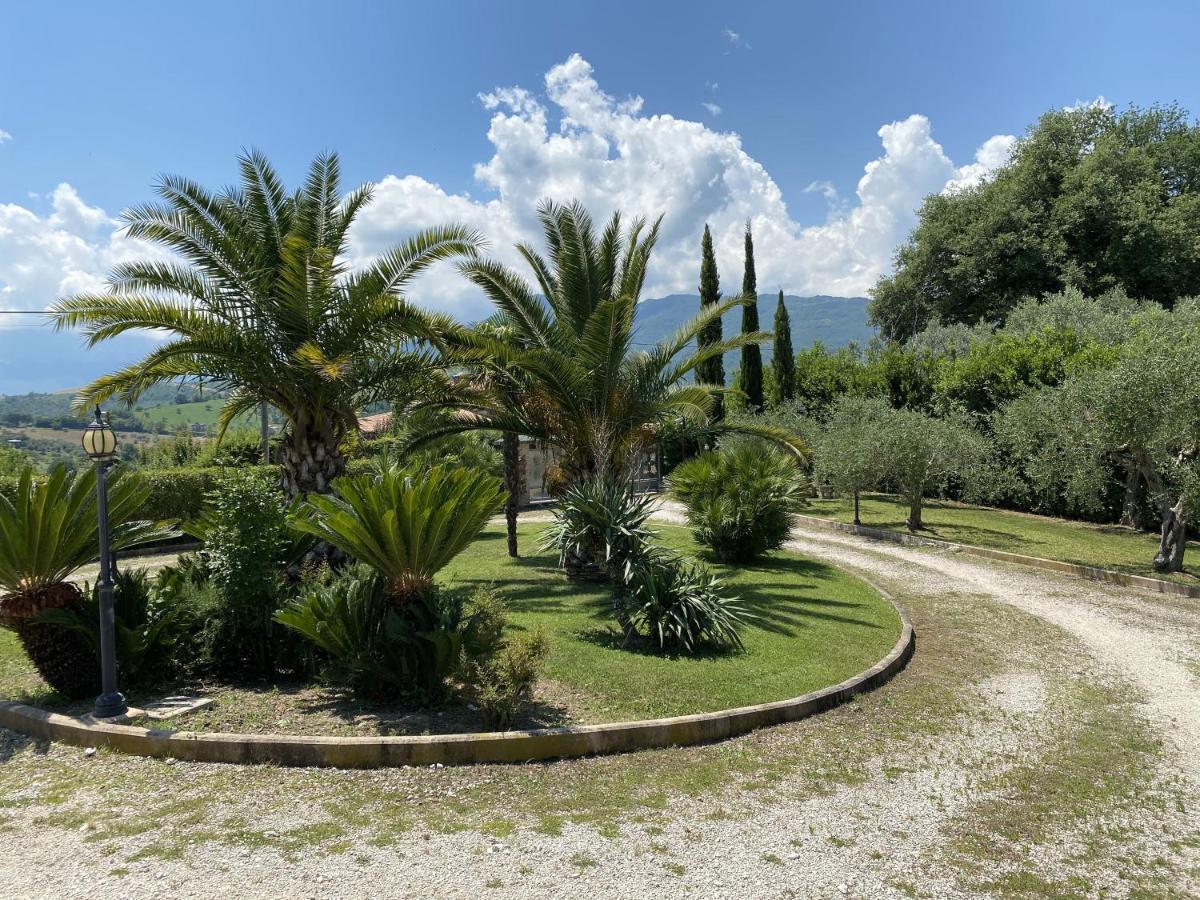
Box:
739, 221, 764, 412
696, 224, 725, 420
772, 289, 796, 403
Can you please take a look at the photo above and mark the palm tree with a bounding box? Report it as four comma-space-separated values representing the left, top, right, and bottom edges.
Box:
50, 151, 482, 497
411, 200, 807, 490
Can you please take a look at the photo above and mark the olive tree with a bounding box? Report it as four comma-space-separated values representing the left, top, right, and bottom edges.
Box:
879, 409, 990, 531
995, 324, 1200, 572
813, 396, 893, 524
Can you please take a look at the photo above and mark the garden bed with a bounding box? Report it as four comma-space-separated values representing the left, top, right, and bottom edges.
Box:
0, 524, 901, 738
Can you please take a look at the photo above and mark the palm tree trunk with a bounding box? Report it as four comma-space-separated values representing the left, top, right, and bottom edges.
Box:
280, 417, 345, 498
501, 430, 522, 557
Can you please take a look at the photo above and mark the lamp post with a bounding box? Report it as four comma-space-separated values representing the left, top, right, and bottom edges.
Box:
82, 407, 126, 719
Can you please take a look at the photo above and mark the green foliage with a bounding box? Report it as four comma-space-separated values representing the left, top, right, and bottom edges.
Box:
200, 471, 291, 674
738, 223, 764, 412
618, 548, 750, 653
0, 444, 30, 478
419, 200, 806, 486
772, 290, 796, 403
36, 570, 186, 687
291, 464, 506, 602
138, 465, 279, 522
458, 589, 549, 730
50, 150, 483, 497
538, 476, 658, 579
668, 446, 806, 563
813, 396, 894, 499
0, 465, 175, 599
696, 224, 726, 420
871, 104, 1200, 339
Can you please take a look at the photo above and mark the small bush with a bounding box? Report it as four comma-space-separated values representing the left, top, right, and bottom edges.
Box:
199, 471, 291, 675
458, 589, 549, 730
539, 476, 657, 580
668, 446, 806, 563
617, 549, 751, 653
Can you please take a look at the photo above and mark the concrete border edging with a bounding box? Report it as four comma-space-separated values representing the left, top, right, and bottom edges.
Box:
794, 513, 1200, 599
0, 585, 913, 769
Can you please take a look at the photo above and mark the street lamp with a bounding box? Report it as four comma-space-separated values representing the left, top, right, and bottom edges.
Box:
82, 407, 126, 719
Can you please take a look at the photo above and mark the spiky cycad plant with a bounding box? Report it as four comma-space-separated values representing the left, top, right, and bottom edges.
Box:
0, 466, 175, 698
50, 151, 482, 498
289, 465, 506, 608
410, 200, 808, 489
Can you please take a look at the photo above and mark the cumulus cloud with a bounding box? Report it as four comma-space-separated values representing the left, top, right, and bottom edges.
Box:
722, 29, 750, 50
0, 129, 11, 144
1, 53, 1017, 327
701, 102, 722, 117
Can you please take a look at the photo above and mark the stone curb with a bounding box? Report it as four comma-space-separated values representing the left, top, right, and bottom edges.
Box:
0, 583, 913, 769
793, 513, 1200, 600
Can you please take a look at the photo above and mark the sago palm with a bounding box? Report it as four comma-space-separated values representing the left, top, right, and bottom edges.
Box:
50, 151, 482, 497
411, 200, 807, 487
0, 466, 174, 698
289, 465, 506, 606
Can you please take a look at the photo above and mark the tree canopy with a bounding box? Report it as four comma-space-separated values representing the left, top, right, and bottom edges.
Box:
870, 104, 1200, 340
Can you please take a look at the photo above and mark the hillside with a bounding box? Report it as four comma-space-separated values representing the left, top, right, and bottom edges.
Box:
634, 294, 874, 357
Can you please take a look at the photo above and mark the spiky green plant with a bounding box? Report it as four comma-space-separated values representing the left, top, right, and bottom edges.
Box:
0, 465, 175, 697
410, 200, 808, 490
289, 464, 506, 605
668, 445, 807, 562
50, 150, 483, 497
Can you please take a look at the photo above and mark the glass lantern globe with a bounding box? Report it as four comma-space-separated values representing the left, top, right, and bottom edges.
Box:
82, 407, 118, 461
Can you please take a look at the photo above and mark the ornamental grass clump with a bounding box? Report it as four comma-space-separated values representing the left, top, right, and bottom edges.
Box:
668, 445, 807, 563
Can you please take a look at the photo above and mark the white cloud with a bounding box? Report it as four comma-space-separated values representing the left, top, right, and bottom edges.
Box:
722, 29, 750, 50
1, 53, 1016, 328
0, 129, 11, 144
943, 134, 1016, 192
701, 102, 722, 117
1064, 95, 1113, 112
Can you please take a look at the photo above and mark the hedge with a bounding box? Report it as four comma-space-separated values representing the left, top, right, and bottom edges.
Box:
0, 459, 378, 524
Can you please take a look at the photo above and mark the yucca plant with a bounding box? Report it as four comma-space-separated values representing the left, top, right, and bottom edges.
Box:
0, 465, 175, 698
289, 464, 506, 606
668, 445, 807, 562
619, 548, 750, 653
538, 476, 657, 581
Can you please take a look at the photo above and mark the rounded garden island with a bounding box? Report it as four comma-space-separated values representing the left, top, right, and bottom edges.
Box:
0, 517, 909, 767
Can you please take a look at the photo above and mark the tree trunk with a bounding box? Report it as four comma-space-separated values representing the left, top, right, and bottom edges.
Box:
906, 490, 924, 531
853, 489, 861, 526
280, 418, 345, 498
1153, 495, 1187, 573
501, 430, 522, 557
1119, 457, 1141, 529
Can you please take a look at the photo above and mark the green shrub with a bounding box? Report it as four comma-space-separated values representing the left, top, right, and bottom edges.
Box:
37, 569, 187, 687
200, 471, 291, 675
138, 466, 279, 522
457, 589, 548, 730
539, 476, 657, 580
290, 464, 506, 605
668, 446, 806, 563
618, 549, 750, 653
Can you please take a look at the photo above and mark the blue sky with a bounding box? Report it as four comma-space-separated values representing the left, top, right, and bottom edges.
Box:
1, 0, 1198, 389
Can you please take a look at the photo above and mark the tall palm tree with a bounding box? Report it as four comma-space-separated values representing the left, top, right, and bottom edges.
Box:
411, 200, 807, 489
50, 151, 482, 497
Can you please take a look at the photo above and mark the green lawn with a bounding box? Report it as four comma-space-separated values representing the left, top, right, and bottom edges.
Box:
439, 522, 901, 722
0, 523, 902, 731
804, 493, 1196, 584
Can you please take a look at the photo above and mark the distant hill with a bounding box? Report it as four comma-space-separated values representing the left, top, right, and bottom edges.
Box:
634, 294, 874, 357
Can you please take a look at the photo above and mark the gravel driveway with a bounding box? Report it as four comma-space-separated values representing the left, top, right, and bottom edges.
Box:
1, 513, 1197, 898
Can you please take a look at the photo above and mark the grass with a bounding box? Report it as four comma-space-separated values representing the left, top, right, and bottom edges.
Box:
0, 522, 901, 733
804, 493, 1197, 584
438, 522, 900, 722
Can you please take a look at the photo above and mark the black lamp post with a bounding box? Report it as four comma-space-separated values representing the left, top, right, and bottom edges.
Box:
82, 407, 126, 719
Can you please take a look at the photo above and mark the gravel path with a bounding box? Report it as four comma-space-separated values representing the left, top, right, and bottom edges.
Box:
2, 512, 1198, 897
